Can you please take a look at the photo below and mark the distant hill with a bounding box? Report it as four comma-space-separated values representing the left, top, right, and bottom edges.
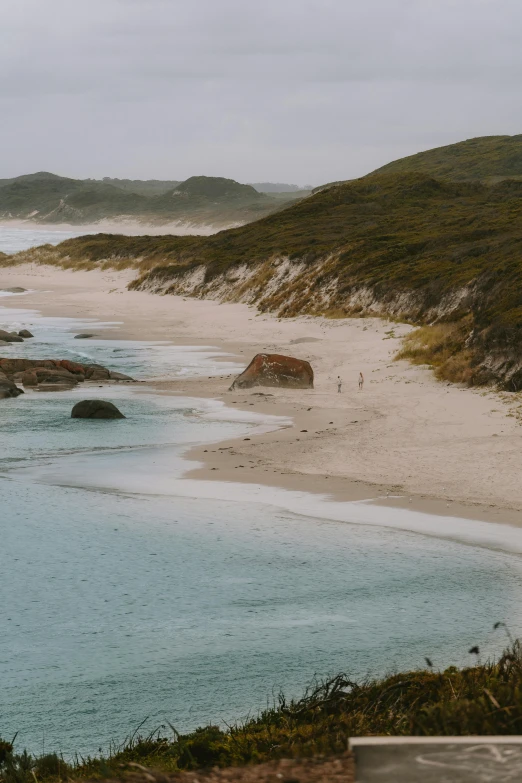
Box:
96, 178, 181, 197
0, 172, 147, 223
0, 172, 303, 228
28, 169, 522, 390
167, 176, 262, 201
250, 183, 308, 193
371, 135, 522, 182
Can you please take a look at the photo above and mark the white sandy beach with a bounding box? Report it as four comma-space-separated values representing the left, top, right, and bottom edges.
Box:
0, 218, 224, 236
1, 264, 521, 524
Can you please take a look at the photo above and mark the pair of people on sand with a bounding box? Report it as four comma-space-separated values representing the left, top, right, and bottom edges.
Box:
337, 373, 363, 393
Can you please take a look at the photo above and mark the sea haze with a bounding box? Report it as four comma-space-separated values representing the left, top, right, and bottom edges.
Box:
1, 298, 522, 758
0, 226, 100, 254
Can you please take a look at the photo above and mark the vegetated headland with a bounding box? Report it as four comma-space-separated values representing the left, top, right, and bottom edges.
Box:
5, 134, 522, 391
0, 173, 309, 230
2, 637, 522, 783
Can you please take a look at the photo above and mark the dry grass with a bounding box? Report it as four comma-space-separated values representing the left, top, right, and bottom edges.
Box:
395, 319, 479, 384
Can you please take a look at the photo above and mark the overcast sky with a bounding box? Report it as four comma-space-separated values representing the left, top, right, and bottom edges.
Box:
1, 0, 521, 185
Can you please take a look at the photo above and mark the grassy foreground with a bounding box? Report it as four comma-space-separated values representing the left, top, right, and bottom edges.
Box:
2, 636, 522, 782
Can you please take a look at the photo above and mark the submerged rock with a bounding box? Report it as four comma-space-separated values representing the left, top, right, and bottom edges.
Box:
1, 287, 26, 293
230, 353, 314, 390
71, 399, 126, 419
74, 333, 95, 339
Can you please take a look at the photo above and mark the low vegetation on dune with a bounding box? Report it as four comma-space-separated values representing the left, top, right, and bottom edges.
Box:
395, 319, 476, 384
2, 638, 522, 782
9, 168, 522, 389
370, 134, 522, 182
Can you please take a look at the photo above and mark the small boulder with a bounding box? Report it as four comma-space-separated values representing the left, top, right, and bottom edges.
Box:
74, 333, 95, 339
0, 329, 24, 343
18, 329, 34, 338
71, 399, 126, 419
230, 354, 314, 390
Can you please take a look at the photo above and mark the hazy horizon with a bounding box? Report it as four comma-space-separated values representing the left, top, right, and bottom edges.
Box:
2, 0, 522, 183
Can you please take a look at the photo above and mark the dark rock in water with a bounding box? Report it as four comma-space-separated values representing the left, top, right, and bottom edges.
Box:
1, 287, 26, 293
230, 353, 314, 390
0, 329, 24, 343
0, 358, 134, 385
18, 329, 34, 338
74, 334, 95, 339
71, 400, 126, 419
0, 378, 24, 399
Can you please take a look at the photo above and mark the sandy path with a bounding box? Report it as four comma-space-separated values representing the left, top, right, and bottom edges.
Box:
1, 264, 521, 523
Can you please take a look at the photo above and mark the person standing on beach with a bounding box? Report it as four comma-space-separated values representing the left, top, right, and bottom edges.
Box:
358, 372, 364, 390
337, 376, 342, 393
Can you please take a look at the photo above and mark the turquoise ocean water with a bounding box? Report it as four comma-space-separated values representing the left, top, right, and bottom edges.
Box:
1, 288, 522, 758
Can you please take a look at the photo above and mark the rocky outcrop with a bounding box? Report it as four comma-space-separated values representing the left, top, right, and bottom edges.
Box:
18, 329, 34, 338
0, 357, 135, 395
0, 329, 24, 343
230, 354, 314, 390
71, 399, 126, 419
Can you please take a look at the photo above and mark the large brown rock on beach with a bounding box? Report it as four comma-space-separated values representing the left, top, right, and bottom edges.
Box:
230, 353, 314, 390
71, 400, 126, 419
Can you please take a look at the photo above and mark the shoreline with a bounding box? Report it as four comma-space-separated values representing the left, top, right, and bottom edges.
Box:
0, 218, 232, 239
1, 264, 521, 531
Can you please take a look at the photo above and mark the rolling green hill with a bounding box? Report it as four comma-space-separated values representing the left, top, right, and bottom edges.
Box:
167, 176, 262, 200
371, 134, 522, 182
0, 172, 297, 227
91, 177, 182, 196
16, 169, 522, 389
0, 172, 148, 222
